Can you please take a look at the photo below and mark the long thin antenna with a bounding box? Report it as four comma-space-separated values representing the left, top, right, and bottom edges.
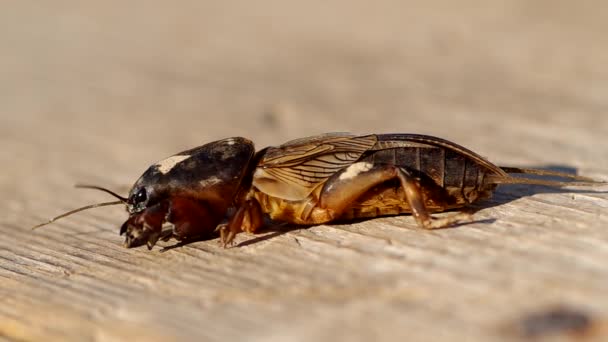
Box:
32, 200, 124, 230
75, 184, 128, 202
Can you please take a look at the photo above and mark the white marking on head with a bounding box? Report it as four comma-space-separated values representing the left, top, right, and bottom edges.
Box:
226, 138, 236, 146
339, 162, 373, 180
199, 176, 222, 187
155, 155, 190, 174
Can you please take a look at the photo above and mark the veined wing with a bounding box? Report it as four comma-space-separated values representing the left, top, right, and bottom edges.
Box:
253, 133, 378, 200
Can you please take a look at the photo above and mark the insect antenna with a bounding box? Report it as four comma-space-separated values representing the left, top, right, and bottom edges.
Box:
74, 184, 128, 202
31, 184, 127, 230
32, 201, 124, 230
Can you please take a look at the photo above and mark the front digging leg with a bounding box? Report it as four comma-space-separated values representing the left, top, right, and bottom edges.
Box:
121, 201, 168, 249
122, 197, 226, 250
165, 197, 223, 243
219, 198, 264, 247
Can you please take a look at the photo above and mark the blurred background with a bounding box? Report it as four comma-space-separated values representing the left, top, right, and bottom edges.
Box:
3, 1, 607, 189
1, 1, 607, 340
3, 1, 607, 151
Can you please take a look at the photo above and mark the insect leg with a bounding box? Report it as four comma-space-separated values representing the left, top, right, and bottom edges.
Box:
219, 198, 264, 247
318, 163, 401, 217
394, 169, 472, 229
318, 164, 470, 229
166, 197, 222, 244
121, 201, 168, 249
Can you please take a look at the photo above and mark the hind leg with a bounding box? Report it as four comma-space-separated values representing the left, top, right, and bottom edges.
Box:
320, 163, 471, 229
394, 171, 472, 229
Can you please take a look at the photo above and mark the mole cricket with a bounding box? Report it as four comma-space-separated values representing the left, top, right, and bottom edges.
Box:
33, 133, 605, 249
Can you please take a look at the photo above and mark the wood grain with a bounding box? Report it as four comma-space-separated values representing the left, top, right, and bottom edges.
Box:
1, 1, 607, 341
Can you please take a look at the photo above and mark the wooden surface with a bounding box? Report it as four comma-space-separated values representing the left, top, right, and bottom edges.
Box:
1, 1, 608, 341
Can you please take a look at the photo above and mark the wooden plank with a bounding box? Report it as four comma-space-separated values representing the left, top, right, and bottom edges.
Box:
1, 1, 607, 341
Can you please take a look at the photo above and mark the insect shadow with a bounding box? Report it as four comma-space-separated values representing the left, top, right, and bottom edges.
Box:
160, 223, 301, 252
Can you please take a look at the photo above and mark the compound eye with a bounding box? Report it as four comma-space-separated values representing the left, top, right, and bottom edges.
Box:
134, 188, 147, 204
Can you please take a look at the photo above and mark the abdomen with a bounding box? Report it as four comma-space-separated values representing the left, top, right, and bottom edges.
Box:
341, 146, 497, 220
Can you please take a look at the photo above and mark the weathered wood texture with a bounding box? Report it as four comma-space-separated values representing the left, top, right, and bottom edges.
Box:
1, 1, 607, 341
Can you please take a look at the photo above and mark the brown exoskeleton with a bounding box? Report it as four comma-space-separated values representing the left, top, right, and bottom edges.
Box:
34, 133, 605, 249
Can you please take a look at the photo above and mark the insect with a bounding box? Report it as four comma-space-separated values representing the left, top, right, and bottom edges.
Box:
34, 133, 604, 249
